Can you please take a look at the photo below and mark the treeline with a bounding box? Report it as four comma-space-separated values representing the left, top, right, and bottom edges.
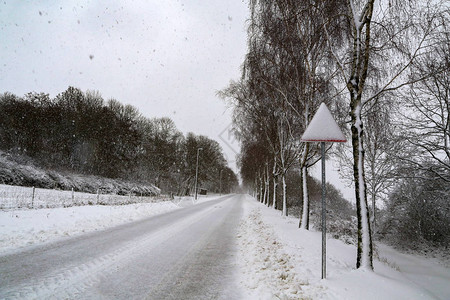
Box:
220, 0, 449, 269
0, 87, 238, 195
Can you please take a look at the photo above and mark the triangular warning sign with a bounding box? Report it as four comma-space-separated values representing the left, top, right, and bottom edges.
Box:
301, 103, 347, 142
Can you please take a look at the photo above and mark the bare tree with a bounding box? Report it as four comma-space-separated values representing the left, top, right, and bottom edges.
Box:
323, 0, 447, 269
364, 97, 400, 234
397, 17, 449, 182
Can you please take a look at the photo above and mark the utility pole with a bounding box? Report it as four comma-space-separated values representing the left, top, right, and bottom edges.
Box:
219, 169, 223, 195
194, 147, 203, 200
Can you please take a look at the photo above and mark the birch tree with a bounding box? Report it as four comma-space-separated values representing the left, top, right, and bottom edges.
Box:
324, 0, 447, 269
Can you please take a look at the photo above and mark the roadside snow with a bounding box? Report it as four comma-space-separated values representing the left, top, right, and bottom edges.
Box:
0, 194, 222, 255
237, 204, 323, 299
238, 195, 450, 300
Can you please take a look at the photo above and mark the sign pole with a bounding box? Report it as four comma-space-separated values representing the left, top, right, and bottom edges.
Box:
300, 102, 347, 280
321, 141, 326, 279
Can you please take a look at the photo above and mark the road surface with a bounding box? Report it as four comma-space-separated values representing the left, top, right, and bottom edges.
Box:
0, 194, 244, 299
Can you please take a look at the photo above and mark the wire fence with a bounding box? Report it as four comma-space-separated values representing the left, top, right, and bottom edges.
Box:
0, 184, 169, 210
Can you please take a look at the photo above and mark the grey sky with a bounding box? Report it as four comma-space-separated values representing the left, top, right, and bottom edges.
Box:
0, 0, 247, 170
0, 0, 357, 201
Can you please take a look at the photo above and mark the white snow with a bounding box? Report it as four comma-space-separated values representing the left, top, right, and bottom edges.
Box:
0, 194, 221, 255
301, 102, 346, 142
237, 195, 450, 299
2, 193, 449, 299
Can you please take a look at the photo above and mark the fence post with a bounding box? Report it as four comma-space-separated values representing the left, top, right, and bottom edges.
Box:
32, 186, 35, 208
97, 189, 100, 204
71, 188, 74, 204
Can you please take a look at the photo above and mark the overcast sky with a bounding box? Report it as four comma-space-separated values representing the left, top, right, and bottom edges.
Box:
0, 0, 246, 170
0, 0, 357, 201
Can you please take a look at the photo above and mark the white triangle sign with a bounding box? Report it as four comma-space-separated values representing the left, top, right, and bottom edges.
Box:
301, 103, 346, 142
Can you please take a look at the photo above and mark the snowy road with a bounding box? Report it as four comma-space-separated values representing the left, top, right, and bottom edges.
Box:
0, 194, 244, 299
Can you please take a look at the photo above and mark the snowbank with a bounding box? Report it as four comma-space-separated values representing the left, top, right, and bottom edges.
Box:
237, 195, 450, 299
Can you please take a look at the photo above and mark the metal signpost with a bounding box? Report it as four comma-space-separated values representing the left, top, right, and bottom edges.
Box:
300, 103, 346, 279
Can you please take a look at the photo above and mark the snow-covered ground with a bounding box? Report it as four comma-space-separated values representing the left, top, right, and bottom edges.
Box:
0, 194, 221, 255
2, 193, 449, 299
237, 195, 450, 299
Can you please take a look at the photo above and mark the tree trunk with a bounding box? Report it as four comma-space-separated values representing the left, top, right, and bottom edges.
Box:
299, 166, 310, 229
263, 173, 268, 205
346, 0, 375, 270
259, 175, 263, 203
281, 172, 287, 217
371, 192, 376, 237
272, 157, 277, 209
370, 158, 376, 237
351, 103, 373, 270
254, 177, 258, 199
272, 177, 277, 209
299, 138, 310, 229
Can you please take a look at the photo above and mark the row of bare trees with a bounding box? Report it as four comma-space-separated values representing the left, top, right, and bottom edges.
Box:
0, 87, 239, 195
221, 0, 449, 270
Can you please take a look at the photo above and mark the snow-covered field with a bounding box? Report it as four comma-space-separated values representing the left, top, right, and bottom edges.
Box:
237, 195, 450, 299
0, 193, 221, 255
